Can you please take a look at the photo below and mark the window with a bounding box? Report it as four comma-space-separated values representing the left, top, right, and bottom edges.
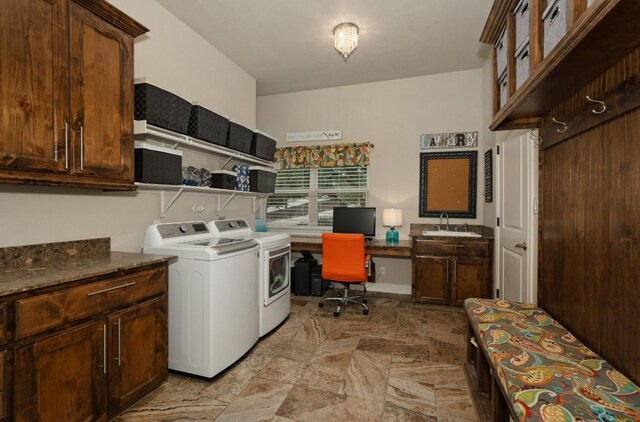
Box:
267, 166, 368, 228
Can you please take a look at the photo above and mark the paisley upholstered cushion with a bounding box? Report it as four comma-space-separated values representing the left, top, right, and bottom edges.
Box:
464, 298, 640, 421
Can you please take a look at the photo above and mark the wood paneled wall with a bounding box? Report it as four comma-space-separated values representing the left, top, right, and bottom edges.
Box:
539, 45, 640, 384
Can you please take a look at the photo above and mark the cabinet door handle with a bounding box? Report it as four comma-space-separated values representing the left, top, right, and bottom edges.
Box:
115, 318, 121, 367
99, 323, 107, 374
442, 244, 463, 248
64, 121, 69, 170
79, 124, 84, 170
87, 281, 136, 297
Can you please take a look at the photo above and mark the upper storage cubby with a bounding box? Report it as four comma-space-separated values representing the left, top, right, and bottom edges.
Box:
481, 0, 640, 131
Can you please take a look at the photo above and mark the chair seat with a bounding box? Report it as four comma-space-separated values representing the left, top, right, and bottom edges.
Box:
464, 298, 640, 421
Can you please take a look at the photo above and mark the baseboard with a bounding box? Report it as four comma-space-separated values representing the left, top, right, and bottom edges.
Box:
366, 282, 411, 295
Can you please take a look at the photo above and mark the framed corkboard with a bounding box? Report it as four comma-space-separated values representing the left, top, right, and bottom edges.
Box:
419, 151, 477, 218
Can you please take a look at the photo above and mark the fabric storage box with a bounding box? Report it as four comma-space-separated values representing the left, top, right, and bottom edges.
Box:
542, 0, 567, 58
514, 0, 530, 52
496, 27, 508, 76
210, 170, 236, 190
498, 71, 508, 109
227, 122, 253, 153
187, 104, 229, 146
251, 131, 277, 161
249, 166, 276, 193
134, 81, 191, 134
515, 39, 530, 89
232, 164, 250, 191
134, 141, 182, 185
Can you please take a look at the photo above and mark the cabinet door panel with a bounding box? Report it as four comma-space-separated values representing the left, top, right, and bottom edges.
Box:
108, 296, 167, 416
452, 257, 489, 306
14, 320, 107, 422
0, 0, 69, 173
70, 3, 133, 183
413, 256, 450, 305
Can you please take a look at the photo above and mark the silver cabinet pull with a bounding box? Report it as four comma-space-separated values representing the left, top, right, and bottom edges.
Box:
515, 242, 528, 250
115, 319, 122, 366
79, 124, 84, 170
64, 121, 69, 170
99, 323, 107, 374
87, 282, 136, 297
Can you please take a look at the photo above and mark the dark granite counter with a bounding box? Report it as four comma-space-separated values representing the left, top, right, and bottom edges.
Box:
409, 223, 494, 240
0, 238, 176, 298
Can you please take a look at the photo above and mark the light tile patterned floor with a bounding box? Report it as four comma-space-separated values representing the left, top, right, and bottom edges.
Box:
115, 292, 476, 422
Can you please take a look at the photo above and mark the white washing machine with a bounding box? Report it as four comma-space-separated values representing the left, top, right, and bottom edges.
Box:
143, 221, 259, 378
208, 219, 291, 337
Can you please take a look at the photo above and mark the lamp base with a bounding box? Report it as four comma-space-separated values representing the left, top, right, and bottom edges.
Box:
386, 227, 399, 244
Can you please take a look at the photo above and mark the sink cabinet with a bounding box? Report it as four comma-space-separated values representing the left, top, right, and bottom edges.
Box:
6, 263, 168, 421
412, 237, 492, 306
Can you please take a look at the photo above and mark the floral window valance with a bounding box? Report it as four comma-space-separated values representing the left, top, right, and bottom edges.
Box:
274, 142, 373, 169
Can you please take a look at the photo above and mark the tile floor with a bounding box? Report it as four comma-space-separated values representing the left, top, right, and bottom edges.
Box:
116, 292, 476, 422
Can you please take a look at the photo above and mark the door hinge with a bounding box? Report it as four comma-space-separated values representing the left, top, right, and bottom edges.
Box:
497, 217, 500, 227
496, 145, 500, 155
496, 288, 500, 298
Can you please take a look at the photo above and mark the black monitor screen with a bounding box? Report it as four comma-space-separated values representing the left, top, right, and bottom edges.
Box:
332, 207, 376, 237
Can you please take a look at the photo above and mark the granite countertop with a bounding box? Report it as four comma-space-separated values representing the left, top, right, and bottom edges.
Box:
409, 223, 494, 240
0, 238, 176, 298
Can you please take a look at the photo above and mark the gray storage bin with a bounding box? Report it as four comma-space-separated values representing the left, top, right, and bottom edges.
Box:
496, 27, 508, 76
514, 0, 530, 51
515, 39, 530, 89
542, 0, 567, 58
498, 71, 508, 109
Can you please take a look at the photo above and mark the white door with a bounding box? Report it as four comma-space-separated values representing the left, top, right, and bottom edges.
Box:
498, 130, 535, 302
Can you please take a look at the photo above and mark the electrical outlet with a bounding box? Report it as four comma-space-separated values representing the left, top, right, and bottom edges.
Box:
379, 266, 386, 276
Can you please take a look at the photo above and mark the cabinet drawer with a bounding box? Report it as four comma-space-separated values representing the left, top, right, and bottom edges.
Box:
15, 266, 166, 339
413, 238, 489, 257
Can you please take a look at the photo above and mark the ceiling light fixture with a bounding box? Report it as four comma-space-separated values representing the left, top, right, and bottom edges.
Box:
334, 22, 359, 61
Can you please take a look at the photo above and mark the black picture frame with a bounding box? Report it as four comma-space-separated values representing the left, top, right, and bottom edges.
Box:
484, 149, 493, 203
419, 151, 477, 218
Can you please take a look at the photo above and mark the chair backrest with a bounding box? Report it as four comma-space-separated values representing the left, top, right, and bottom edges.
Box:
321, 233, 366, 282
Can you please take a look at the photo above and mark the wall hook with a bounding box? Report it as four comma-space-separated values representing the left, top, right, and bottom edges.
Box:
528, 131, 543, 147
586, 95, 606, 114
552, 117, 568, 134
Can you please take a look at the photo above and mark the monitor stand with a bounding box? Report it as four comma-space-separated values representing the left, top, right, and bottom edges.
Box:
365, 237, 375, 243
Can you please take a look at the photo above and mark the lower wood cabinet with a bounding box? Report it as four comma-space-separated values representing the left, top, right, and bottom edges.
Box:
5, 263, 168, 421
412, 238, 492, 306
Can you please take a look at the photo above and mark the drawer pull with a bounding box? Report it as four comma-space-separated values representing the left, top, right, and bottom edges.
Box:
441, 244, 464, 247
87, 282, 136, 297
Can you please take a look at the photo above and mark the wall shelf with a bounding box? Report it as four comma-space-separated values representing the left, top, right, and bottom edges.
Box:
136, 183, 271, 217
133, 120, 275, 168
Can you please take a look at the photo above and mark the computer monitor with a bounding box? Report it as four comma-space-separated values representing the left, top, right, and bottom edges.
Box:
332, 207, 376, 238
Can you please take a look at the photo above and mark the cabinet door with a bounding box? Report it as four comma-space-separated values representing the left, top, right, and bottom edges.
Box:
451, 257, 490, 306
412, 256, 451, 305
0, 0, 70, 175
69, 3, 134, 184
107, 296, 167, 416
0, 349, 13, 421
14, 320, 107, 422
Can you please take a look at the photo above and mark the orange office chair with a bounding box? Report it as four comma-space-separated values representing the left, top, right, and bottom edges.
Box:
319, 233, 371, 317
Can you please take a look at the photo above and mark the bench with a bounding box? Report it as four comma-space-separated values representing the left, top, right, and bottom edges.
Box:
463, 298, 640, 422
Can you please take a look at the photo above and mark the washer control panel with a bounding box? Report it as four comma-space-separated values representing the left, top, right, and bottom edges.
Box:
213, 219, 249, 233
157, 222, 210, 238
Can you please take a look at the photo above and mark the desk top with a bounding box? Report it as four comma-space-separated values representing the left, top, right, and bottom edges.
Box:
290, 237, 411, 258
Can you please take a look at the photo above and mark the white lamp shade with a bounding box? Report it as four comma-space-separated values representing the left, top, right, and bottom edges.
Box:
382, 208, 403, 227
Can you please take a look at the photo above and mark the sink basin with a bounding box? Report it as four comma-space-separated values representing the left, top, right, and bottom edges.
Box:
422, 230, 481, 238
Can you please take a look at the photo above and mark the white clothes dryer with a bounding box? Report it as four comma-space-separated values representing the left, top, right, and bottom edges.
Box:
208, 219, 291, 337
143, 221, 259, 378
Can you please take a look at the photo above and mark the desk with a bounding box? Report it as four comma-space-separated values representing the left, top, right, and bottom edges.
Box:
290, 237, 412, 258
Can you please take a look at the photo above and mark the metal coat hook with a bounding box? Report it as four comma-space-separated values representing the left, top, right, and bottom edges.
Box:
528, 131, 543, 147
586, 95, 606, 114
552, 117, 568, 134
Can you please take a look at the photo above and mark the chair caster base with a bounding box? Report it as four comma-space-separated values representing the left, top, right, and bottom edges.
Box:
333, 311, 340, 317
363, 309, 369, 315
318, 302, 324, 308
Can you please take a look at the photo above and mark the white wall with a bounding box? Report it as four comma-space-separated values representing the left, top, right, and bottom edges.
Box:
257, 70, 485, 292
0, 0, 257, 251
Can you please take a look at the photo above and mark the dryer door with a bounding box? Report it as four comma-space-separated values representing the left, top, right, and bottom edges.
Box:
264, 246, 290, 306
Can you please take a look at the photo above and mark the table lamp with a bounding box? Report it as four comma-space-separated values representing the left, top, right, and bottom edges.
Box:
382, 208, 402, 243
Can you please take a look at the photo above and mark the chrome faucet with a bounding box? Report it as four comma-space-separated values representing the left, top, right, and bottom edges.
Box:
439, 211, 449, 231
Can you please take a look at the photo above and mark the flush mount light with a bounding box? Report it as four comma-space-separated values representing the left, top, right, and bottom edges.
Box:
334, 22, 359, 60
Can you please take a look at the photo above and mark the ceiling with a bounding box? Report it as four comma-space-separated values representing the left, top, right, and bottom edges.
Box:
156, 0, 494, 96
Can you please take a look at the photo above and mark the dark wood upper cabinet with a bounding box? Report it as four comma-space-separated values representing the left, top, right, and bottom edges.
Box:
0, 0, 147, 190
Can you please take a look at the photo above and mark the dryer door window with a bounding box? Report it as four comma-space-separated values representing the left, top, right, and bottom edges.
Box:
267, 247, 290, 302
